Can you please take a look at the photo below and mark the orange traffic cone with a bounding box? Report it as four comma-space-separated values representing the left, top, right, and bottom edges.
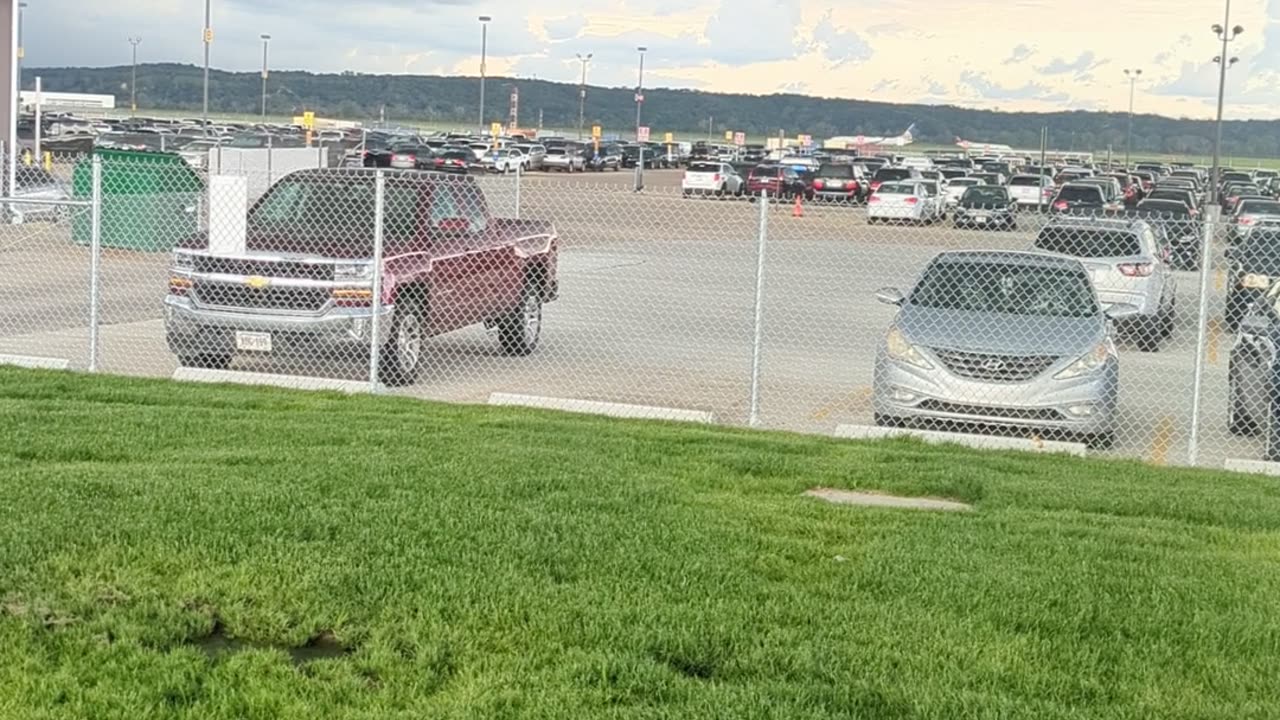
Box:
792, 194, 804, 218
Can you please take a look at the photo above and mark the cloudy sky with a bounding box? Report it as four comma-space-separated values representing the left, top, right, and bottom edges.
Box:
22, 0, 1280, 120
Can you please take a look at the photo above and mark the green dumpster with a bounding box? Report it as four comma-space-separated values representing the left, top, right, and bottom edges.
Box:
72, 148, 205, 252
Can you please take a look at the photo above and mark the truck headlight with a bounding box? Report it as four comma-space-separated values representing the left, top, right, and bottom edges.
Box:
885, 327, 933, 370
1242, 273, 1271, 290
1055, 341, 1111, 380
334, 262, 374, 281
172, 251, 194, 271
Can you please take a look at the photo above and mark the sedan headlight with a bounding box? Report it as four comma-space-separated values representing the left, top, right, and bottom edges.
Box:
1242, 273, 1272, 290
334, 262, 375, 281
885, 327, 934, 370
1054, 341, 1112, 380
171, 251, 194, 271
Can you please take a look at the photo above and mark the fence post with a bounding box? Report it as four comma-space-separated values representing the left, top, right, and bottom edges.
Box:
1188, 209, 1217, 465
368, 170, 386, 391
266, 134, 273, 187
514, 161, 521, 219
634, 146, 644, 192
748, 190, 769, 427
88, 156, 103, 373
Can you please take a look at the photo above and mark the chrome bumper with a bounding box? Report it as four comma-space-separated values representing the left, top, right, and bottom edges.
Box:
164, 295, 395, 356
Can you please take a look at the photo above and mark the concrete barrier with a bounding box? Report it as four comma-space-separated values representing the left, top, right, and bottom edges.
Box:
834, 424, 1087, 457
487, 393, 715, 423
172, 367, 376, 394
0, 353, 70, 370
1224, 458, 1280, 477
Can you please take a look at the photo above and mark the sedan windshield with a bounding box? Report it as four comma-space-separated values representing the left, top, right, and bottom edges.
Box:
911, 261, 1097, 318
962, 187, 1010, 204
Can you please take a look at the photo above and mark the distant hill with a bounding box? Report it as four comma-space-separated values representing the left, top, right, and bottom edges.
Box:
25, 63, 1280, 158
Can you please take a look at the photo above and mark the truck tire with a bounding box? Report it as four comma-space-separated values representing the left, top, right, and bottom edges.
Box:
379, 295, 426, 386
499, 286, 542, 356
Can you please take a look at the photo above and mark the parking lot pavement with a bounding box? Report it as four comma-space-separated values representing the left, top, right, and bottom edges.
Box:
0, 174, 1260, 467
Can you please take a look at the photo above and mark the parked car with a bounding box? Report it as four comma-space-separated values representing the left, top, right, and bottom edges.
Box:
9, 166, 69, 224
869, 167, 921, 193
1075, 177, 1126, 211
479, 148, 523, 174
542, 146, 587, 173
970, 171, 1006, 186
513, 143, 547, 170
1007, 174, 1055, 208
811, 163, 867, 203
1227, 270, 1280, 457
1132, 199, 1201, 270
587, 145, 623, 172
164, 169, 558, 385
1145, 187, 1198, 211
1033, 217, 1177, 351
867, 181, 944, 225
682, 161, 744, 197
1224, 228, 1280, 331
430, 149, 473, 174
746, 164, 810, 199
872, 250, 1128, 449
944, 177, 984, 207
953, 185, 1018, 230
1228, 198, 1280, 244
1050, 183, 1108, 216
1222, 182, 1262, 211
620, 144, 661, 169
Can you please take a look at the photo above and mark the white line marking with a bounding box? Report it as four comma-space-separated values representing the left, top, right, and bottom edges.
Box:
833, 424, 1087, 456
487, 393, 714, 423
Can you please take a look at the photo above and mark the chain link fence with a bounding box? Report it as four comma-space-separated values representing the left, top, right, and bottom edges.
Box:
1, 153, 1272, 469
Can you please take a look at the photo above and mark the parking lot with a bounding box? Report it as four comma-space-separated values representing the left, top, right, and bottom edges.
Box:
0, 167, 1255, 467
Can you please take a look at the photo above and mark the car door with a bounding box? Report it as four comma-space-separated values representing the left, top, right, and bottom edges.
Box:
422, 182, 488, 333
452, 181, 523, 322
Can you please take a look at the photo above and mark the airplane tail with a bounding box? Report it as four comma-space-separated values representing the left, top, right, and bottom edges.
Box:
903, 123, 917, 141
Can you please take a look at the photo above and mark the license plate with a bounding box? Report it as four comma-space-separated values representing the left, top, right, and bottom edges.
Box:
235, 331, 272, 352
974, 214, 988, 222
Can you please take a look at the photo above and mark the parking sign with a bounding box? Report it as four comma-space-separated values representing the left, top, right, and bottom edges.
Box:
664, 132, 674, 144
592, 125, 602, 139
733, 132, 746, 146
638, 126, 650, 142
490, 122, 503, 138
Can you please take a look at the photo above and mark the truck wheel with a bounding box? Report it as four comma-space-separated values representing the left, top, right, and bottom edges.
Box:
499, 287, 542, 356
178, 353, 231, 370
379, 296, 425, 386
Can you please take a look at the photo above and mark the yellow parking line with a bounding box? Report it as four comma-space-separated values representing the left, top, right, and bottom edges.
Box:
1215, 269, 1225, 293
812, 387, 872, 421
1149, 416, 1176, 466
1208, 318, 1223, 366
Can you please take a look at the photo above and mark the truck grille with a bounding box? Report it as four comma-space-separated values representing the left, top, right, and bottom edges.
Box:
192, 280, 330, 313
931, 348, 1059, 382
193, 255, 335, 281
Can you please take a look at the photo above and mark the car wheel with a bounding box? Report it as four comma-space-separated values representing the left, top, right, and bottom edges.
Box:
1161, 301, 1177, 340
379, 295, 426, 387
178, 353, 232, 370
1084, 431, 1115, 451
499, 285, 542, 356
1135, 319, 1163, 353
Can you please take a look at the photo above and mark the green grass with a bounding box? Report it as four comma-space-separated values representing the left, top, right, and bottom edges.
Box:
2, 368, 1280, 718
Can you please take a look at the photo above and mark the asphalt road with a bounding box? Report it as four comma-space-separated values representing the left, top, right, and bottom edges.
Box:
0, 169, 1257, 467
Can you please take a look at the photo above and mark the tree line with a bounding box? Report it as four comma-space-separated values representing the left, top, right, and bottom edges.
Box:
25, 63, 1280, 159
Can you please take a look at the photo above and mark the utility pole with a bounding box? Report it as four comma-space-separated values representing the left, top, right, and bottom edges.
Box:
1123, 68, 1141, 168
634, 46, 646, 141
575, 52, 592, 141
260, 34, 271, 120
478, 15, 491, 135
201, 0, 212, 136
1210, 1, 1243, 204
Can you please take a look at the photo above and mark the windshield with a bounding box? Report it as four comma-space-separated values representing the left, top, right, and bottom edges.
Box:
817, 164, 855, 178
1057, 186, 1103, 203
546, 148, 566, 156
911, 261, 1097, 318
874, 168, 911, 182
1009, 176, 1042, 187
688, 163, 722, 173
1036, 228, 1142, 258
251, 176, 378, 231
1137, 201, 1190, 216
950, 179, 980, 188
878, 183, 915, 195
962, 187, 1010, 204
1240, 201, 1280, 215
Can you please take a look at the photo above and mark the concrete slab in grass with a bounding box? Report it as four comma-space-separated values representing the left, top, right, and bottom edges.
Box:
487, 393, 715, 423
172, 368, 377, 394
806, 488, 973, 513
834, 424, 1087, 457
1225, 458, 1280, 477
0, 353, 70, 370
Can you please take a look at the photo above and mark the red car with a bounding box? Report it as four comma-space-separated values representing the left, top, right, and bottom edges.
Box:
746, 164, 811, 199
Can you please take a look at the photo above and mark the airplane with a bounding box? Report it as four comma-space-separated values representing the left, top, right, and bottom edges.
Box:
954, 136, 1014, 154
822, 124, 916, 150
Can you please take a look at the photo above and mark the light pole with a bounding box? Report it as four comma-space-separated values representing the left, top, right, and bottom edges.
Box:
128, 37, 141, 116
478, 15, 491, 135
260, 34, 271, 120
576, 52, 592, 141
634, 46, 647, 141
1210, 4, 1243, 204
1123, 68, 1141, 168
202, 0, 212, 136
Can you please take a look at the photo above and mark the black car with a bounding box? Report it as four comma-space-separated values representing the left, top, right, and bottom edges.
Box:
429, 149, 473, 174
1225, 229, 1280, 331
810, 163, 866, 203
1227, 255, 1280, 457
621, 144, 662, 169
953, 185, 1018, 230
1051, 184, 1107, 216
1132, 199, 1200, 270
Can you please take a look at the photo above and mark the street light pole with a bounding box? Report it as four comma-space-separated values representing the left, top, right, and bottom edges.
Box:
1210, 1, 1243, 204
202, 0, 212, 136
16, 2, 25, 94
634, 46, 647, 141
576, 52, 591, 141
128, 37, 141, 116
478, 15, 491, 135
260, 34, 271, 120
1123, 68, 1141, 168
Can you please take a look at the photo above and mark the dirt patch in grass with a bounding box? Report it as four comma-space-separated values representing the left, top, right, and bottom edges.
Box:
806, 488, 973, 512
191, 620, 352, 665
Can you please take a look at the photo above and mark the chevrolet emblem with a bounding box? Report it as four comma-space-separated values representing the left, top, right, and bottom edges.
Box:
245, 276, 270, 289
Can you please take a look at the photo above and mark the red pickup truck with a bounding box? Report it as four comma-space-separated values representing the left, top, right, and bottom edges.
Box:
165, 169, 558, 385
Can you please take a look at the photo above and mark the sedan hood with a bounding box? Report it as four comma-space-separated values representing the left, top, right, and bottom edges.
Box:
896, 304, 1105, 357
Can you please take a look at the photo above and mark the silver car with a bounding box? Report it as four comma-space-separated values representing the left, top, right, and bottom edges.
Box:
1033, 217, 1177, 352
10, 167, 70, 224
873, 251, 1135, 448
542, 147, 586, 173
